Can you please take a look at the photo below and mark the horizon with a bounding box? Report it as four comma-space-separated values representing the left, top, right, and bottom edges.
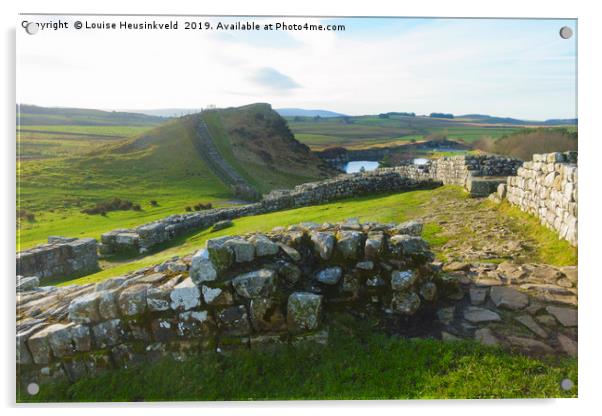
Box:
17, 16, 577, 120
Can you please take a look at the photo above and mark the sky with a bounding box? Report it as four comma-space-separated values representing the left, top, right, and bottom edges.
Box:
17, 16, 577, 120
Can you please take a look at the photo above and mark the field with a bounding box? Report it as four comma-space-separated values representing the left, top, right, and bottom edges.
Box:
52, 186, 577, 287
287, 115, 527, 150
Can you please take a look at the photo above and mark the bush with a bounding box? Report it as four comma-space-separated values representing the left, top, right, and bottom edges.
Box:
150, 200, 158, 206
473, 128, 577, 160
185, 206, 192, 212
193, 202, 212, 211
81, 198, 141, 215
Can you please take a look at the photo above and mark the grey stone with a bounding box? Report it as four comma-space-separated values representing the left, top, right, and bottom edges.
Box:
92, 319, 125, 349
225, 238, 255, 263
315, 267, 343, 285
336, 231, 363, 259
392, 220, 423, 236
17, 275, 40, 292
27, 327, 53, 364
391, 291, 421, 315
202, 285, 233, 306
278, 262, 302, 284
441, 331, 460, 342
46, 323, 76, 358
147, 285, 172, 312
216, 305, 250, 336
469, 287, 488, 305
287, 292, 323, 333
390, 270, 416, 291
170, 277, 201, 311
366, 275, 386, 287
364, 232, 384, 259
118, 284, 149, 316
232, 269, 277, 299
507, 336, 554, 354
463, 306, 501, 323
474, 328, 499, 346
514, 315, 548, 338
71, 324, 91, 352
249, 234, 280, 257
95, 277, 126, 292
310, 232, 336, 260
212, 220, 233, 231
388, 235, 432, 261
177, 310, 212, 337
190, 249, 218, 284
437, 307, 455, 324
356, 260, 374, 270
557, 333, 577, 357
250, 298, 286, 332
277, 243, 301, 262
490, 286, 529, 310
98, 289, 120, 320
68, 292, 101, 324
546, 306, 577, 327
206, 236, 234, 271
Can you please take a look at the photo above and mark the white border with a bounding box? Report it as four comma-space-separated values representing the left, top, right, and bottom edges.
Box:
2, 0, 601, 414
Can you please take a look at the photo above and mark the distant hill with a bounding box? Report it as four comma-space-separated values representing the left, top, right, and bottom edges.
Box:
457, 114, 577, 126
276, 108, 347, 118
17, 104, 167, 126
123, 108, 204, 118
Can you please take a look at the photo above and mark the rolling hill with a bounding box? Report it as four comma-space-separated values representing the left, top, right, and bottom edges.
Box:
276, 108, 347, 118
17, 104, 168, 126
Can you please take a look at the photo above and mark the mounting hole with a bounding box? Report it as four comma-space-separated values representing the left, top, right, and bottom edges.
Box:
559, 26, 573, 39
25, 22, 39, 35
560, 378, 574, 391
26, 382, 40, 395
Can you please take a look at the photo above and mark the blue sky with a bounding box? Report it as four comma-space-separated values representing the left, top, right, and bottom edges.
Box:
18, 16, 577, 119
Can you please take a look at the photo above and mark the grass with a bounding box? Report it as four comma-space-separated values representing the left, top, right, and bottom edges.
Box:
493, 201, 578, 266
19, 327, 577, 402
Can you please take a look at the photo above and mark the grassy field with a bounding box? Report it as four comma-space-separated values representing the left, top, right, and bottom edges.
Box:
17, 117, 233, 250
287, 115, 525, 150
19, 326, 577, 402
53, 186, 577, 287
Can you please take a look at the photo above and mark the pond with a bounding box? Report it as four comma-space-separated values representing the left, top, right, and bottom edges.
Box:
413, 158, 429, 165
344, 160, 380, 173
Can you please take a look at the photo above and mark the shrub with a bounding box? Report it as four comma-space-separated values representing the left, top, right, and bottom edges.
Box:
193, 202, 212, 211
185, 206, 192, 212
81, 198, 141, 215
150, 200, 158, 206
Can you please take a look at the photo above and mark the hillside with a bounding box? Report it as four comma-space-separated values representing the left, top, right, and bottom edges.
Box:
276, 108, 347, 118
18, 104, 337, 248
17, 104, 168, 126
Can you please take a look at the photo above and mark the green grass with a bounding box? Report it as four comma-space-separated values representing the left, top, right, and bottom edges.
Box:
19, 329, 577, 402
494, 201, 577, 266
17, 118, 233, 250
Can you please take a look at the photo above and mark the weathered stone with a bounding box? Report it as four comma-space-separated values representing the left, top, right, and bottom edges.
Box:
546, 306, 577, 327
178, 310, 213, 338
355, 260, 374, 270
68, 292, 101, 324
507, 336, 554, 354
443, 262, 471, 272
150, 317, 178, 342
17, 324, 46, 365
557, 333, 577, 357
315, 267, 343, 285
388, 235, 432, 262
147, 285, 172, 312
490, 286, 529, 310
336, 231, 363, 259
27, 327, 53, 364
364, 232, 384, 259
392, 220, 423, 236
535, 314, 557, 327
206, 236, 234, 271
190, 249, 218, 283
341, 274, 360, 293
463, 306, 501, 323
232, 269, 277, 299
71, 324, 91, 352
211, 220, 233, 231
391, 292, 421, 315
419, 282, 437, 301
366, 275, 386, 287
170, 277, 201, 311
92, 319, 125, 349
469, 287, 488, 305
118, 284, 149, 316
216, 305, 250, 336
277, 243, 301, 262
98, 289, 120, 320
310, 232, 336, 260
95, 277, 126, 292
46, 323, 76, 358
225, 238, 255, 263
437, 307, 455, 324
17, 275, 40, 292
441, 331, 460, 342
250, 298, 287, 332
202, 285, 233, 306
278, 262, 301, 284
287, 292, 323, 333
514, 315, 548, 338
249, 234, 280, 257
390, 270, 416, 291
474, 328, 499, 346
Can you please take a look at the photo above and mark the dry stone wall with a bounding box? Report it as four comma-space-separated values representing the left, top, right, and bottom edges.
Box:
504, 152, 577, 246
100, 170, 440, 255
17, 219, 445, 386
16, 237, 98, 283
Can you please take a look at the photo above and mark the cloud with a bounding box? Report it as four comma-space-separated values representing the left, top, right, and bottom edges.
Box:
249, 67, 301, 91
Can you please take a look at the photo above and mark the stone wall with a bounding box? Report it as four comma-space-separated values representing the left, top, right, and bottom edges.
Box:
16, 237, 98, 283
17, 220, 445, 386
100, 170, 441, 255
504, 152, 577, 246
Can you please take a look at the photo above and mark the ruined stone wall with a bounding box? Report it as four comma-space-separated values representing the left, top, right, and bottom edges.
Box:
16, 237, 98, 283
505, 152, 577, 246
17, 220, 443, 386
100, 170, 441, 255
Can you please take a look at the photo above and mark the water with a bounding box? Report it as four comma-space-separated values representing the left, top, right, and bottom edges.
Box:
413, 158, 429, 165
344, 160, 379, 173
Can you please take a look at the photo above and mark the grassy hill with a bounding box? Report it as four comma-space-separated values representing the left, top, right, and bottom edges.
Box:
17, 104, 337, 249
17, 104, 168, 126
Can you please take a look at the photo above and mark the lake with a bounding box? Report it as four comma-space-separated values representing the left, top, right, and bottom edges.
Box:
344, 160, 379, 173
